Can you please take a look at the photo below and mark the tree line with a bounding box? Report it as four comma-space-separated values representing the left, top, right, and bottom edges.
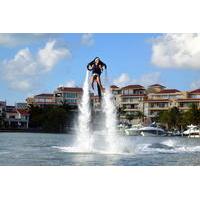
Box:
29, 104, 77, 133
157, 104, 200, 131
117, 104, 200, 131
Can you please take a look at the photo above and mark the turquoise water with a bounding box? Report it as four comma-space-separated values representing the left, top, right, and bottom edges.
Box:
1, 132, 200, 165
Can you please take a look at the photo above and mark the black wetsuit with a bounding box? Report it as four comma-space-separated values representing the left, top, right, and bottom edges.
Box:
91, 64, 102, 76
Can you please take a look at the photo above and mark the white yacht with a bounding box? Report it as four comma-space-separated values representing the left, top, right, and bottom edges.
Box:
139, 126, 167, 136
124, 124, 143, 136
122, 122, 166, 136
183, 125, 200, 138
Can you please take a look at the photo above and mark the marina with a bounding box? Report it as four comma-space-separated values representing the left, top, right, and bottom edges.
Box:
118, 123, 200, 138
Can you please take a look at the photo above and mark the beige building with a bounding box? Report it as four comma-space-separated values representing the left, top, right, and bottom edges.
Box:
177, 88, 200, 111
26, 87, 83, 107
111, 84, 200, 123
110, 85, 146, 124
120, 85, 146, 115
26, 93, 55, 107
54, 87, 83, 106
144, 88, 184, 119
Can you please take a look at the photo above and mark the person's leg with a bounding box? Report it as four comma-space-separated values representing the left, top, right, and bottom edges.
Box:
90, 75, 95, 90
97, 83, 102, 99
96, 75, 103, 90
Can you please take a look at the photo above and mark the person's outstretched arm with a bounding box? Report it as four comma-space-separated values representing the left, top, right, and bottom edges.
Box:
87, 63, 94, 71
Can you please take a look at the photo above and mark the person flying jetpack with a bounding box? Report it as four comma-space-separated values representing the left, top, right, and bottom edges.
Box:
87, 57, 107, 100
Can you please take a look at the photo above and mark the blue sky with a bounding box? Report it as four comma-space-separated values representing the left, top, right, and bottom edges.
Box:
0, 33, 200, 105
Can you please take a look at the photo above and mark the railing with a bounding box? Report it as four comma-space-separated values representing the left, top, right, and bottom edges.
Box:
121, 100, 141, 104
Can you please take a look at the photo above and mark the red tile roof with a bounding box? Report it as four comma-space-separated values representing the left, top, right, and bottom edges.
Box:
190, 88, 200, 94
149, 84, 165, 87
57, 87, 83, 92
34, 93, 54, 97
121, 85, 144, 90
17, 109, 29, 115
157, 89, 180, 94
110, 85, 119, 89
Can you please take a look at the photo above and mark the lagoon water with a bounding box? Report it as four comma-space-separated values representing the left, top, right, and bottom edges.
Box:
1, 132, 200, 165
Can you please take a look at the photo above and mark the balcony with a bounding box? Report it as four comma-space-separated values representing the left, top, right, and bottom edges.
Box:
148, 106, 169, 110
179, 107, 190, 110
121, 101, 140, 104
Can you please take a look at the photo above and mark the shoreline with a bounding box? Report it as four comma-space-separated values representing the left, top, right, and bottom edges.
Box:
0, 128, 70, 134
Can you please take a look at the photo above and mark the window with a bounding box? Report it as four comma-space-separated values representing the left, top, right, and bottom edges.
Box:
65, 99, 77, 103
64, 93, 77, 98
190, 95, 200, 98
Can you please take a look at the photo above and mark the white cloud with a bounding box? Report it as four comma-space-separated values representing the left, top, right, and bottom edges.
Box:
10, 80, 32, 91
0, 34, 18, 46
113, 73, 130, 86
190, 80, 200, 90
64, 80, 76, 87
38, 40, 71, 71
139, 72, 161, 87
81, 33, 94, 46
151, 33, 200, 69
1, 40, 71, 92
0, 33, 54, 47
113, 72, 161, 87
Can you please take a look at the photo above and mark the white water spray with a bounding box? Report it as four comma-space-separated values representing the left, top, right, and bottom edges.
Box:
75, 71, 93, 151
103, 88, 119, 153
72, 70, 119, 154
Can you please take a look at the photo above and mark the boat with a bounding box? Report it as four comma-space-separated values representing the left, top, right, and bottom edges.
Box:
124, 124, 143, 136
122, 122, 167, 137
183, 125, 200, 138
139, 126, 167, 136
171, 130, 183, 137
138, 122, 167, 136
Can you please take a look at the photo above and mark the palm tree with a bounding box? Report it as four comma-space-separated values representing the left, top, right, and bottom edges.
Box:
117, 106, 125, 119
135, 111, 145, 122
158, 107, 181, 130
181, 103, 200, 127
125, 113, 135, 124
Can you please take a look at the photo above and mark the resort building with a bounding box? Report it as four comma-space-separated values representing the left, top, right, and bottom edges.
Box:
54, 86, 83, 106
26, 93, 56, 107
110, 84, 200, 124
110, 85, 147, 124
26, 87, 83, 108
177, 89, 200, 111
144, 87, 200, 122
120, 85, 146, 115
0, 101, 6, 118
4, 106, 29, 128
146, 84, 166, 93
15, 102, 28, 109
144, 89, 185, 120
